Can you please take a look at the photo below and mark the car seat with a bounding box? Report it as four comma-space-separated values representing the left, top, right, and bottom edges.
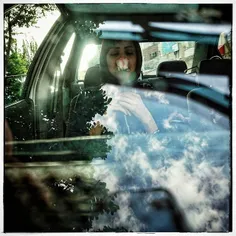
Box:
155, 60, 197, 91
154, 60, 193, 114
156, 60, 187, 77
84, 64, 102, 88
196, 59, 231, 93
187, 59, 231, 130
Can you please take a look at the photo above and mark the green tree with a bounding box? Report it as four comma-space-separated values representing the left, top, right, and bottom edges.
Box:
5, 47, 28, 105
4, 4, 56, 74
5, 39, 39, 105
22, 39, 38, 67
4, 4, 56, 105
7, 50, 28, 75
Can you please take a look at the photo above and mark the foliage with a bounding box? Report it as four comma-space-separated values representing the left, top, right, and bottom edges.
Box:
67, 87, 112, 136
21, 87, 114, 161
5, 50, 28, 105
4, 4, 56, 104
4, 4, 57, 72
7, 51, 28, 75
5, 166, 120, 232
22, 39, 38, 67
74, 18, 103, 39
4, 4, 57, 40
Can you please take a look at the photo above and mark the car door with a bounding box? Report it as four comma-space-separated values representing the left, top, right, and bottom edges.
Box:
5, 8, 77, 141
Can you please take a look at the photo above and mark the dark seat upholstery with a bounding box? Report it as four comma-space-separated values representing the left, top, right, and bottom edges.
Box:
198, 59, 232, 78
66, 64, 105, 137
156, 60, 187, 77
155, 60, 191, 114
197, 59, 232, 90
187, 59, 231, 129
84, 64, 102, 88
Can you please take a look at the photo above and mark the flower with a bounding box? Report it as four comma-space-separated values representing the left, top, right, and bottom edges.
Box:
116, 58, 129, 71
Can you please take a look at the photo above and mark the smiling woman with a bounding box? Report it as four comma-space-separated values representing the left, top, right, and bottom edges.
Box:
100, 40, 141, 86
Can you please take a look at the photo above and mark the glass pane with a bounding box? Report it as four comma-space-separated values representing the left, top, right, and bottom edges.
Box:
78, 44, 101, 81
60, 33, 76, 73
4, 3, 232, 233
218, 31, 232, 59
141, 41, 196, 76
4, 4, 60, 105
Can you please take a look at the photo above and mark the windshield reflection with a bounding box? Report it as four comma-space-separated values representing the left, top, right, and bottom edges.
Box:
5, 84, 230, 232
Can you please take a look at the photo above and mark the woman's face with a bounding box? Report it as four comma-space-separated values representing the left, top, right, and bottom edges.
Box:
106, 41, 137, 83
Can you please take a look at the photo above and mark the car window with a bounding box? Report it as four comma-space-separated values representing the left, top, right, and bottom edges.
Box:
60, 33, 76, 73
141, 41, 195, 75
78, 41, 196, 81
4, 4, 60, 106
78, 43, 101, 81
218, 31, 232, 59
4, 3, 232, 233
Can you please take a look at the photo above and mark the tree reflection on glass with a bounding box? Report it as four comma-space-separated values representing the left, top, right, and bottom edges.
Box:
5, 86, 121, 232
5, 169, 121, 232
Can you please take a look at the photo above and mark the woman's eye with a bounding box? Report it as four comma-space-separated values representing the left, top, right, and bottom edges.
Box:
126, 51, 135, 56
109, 51, 119, 57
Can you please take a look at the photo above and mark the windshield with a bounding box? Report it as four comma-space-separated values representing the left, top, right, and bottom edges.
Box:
78, 41, 196, 81
4, 3, 232, 233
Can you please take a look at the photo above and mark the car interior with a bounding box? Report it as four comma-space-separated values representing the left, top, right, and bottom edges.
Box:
4, 3, 232, 232
5, 3, 232, 143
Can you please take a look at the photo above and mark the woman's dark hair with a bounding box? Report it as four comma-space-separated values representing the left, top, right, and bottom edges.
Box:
99, 40, 142, 85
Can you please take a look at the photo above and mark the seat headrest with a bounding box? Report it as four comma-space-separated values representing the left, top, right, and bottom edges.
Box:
156, 60, 187, 77
197, 59, 232, 93
198, 59, 232, 78
84, 65, 101, 88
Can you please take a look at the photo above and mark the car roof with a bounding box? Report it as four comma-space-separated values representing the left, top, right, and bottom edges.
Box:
56, 3, 232, 23
55, 3, 232, 43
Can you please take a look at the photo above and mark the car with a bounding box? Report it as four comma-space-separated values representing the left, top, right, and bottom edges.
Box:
4, 3, 232, 232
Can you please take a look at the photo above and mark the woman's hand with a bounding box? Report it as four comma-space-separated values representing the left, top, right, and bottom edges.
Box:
109, 91, 158, 133
89, 121, 104, 135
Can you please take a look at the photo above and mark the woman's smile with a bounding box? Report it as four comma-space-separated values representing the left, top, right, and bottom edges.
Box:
106, 41, 137, 77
